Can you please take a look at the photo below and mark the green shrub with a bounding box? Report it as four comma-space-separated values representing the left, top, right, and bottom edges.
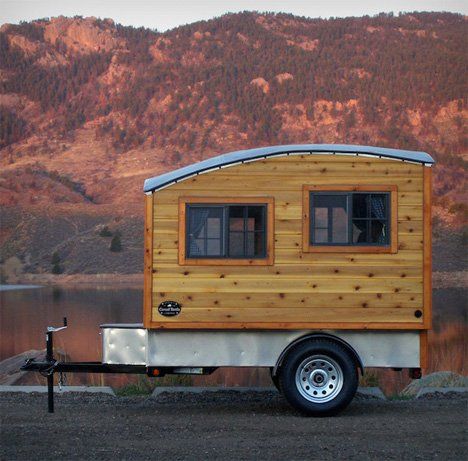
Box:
110, 232, 122, 252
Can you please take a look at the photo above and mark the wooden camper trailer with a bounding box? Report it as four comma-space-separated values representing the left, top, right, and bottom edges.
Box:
24, 144, 435, 416
143, 144, 433, 334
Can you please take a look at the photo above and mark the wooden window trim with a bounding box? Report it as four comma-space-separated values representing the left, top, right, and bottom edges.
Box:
423, 167, 432, 329
179, 197, 274, 266
302, 185, 398, 254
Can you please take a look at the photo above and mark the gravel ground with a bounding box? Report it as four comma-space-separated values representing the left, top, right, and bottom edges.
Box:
1, 390, 467, 461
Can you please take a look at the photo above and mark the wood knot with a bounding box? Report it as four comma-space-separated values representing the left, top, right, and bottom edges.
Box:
219, 274, 225, 278
279, 293, 285, 298
394, 288, 400, 293
362, 303, 368, 308
338, 296, 343, 300
187, 295, 193, 301
214, 300, 219, 305
159, 292, 165, 297
368, 273, 374, 278
312, 284, 317, 288
334, 269, 339, 273
376, 293, 382, 298
183, 271, 189, 276
354, 286, 361, 291
401, 273, 406, 278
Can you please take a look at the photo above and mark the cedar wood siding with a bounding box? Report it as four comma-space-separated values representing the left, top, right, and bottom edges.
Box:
145, 154, 429, 329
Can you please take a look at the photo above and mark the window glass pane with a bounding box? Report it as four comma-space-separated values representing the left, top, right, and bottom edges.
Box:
315, 228, 328, 243
247, 206, 264, 231
187, 203, 268, 259
189, 238, 205, 256
229, 206, 244, 231
352, 194, 368, 218
310, 192, 390, 247
370, 221, 387, 244
332, 207, 348, 243
311, 194, 348, 244
370, 194, 387, 219
314, 194, 347, 209
255, 232, 265, 256
314, 207, 328, 228
187, 207, 223, 257
352, 220, 368, 243
228, 232, 244, 257
207, 239, 221, 256
206, 217, 221, 238
246, 232, 255, 255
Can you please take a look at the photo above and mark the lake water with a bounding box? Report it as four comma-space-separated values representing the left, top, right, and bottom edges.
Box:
1, 285, 466, 393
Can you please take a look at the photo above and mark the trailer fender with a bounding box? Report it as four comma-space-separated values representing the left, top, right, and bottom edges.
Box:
272, 333, 364, 377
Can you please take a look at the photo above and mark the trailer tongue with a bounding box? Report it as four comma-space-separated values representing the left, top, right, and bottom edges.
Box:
21, 319, 215, 413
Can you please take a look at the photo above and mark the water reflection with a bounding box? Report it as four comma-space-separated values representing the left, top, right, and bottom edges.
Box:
0, 286, 466, 392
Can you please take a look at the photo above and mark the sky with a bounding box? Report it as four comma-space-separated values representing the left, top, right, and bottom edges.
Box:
1, 0, 466, 30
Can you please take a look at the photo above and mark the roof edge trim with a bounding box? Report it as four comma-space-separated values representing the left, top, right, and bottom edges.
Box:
144, 144, 434, 192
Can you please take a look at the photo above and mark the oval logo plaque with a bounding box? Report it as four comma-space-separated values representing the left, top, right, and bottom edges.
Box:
158, 301, 181, 317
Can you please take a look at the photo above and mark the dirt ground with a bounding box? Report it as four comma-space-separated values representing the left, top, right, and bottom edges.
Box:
0, 390, 466, 460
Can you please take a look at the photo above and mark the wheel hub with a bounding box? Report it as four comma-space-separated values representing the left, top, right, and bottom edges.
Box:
310, 369, 327, 386
295, 355, 344, 403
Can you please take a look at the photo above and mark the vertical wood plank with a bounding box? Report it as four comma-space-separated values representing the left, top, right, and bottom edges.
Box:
423, 167, 432, 329
143, 193, 154, 328
420, 330, 428, 369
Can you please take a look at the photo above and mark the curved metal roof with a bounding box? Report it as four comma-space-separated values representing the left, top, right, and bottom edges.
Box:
144, 144, 434, 192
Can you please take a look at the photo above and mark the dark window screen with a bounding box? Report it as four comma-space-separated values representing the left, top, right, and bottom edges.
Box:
310, 192, 390, 246
187, 204, 267, 258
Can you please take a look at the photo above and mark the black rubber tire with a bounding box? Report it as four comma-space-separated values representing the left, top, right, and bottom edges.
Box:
270, 367, 281, 393
278, 339, 358, 416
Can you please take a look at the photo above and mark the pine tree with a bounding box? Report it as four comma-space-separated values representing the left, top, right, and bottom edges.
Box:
51, 251, 63, 274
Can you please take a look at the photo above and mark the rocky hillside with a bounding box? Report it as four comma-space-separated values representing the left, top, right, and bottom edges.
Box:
0, 12, 466, 276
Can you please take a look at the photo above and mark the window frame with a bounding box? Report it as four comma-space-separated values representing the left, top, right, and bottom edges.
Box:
302, 185, 398, 253
179, 197, 274, 265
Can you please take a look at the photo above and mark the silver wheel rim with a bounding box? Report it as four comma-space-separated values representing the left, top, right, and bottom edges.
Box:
295, 355, 344, 403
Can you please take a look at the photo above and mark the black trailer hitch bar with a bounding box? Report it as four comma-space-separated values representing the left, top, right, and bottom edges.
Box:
21, 318, 147, 413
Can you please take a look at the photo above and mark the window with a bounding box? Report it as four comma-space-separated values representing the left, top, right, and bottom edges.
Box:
179, 197, 274, 265
303, 186, 397, 253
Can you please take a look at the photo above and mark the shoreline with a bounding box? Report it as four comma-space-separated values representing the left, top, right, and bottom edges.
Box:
8, 273, 144, 288
3, 270, 467, 289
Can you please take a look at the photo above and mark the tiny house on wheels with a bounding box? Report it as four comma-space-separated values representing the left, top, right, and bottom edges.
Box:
23, 144, 434, 416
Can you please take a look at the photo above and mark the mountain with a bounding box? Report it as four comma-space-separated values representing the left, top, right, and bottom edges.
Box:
0, 12, 466, 277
